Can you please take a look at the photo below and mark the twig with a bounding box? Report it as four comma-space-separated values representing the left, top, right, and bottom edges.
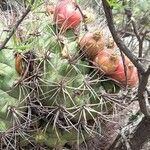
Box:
101, 0, 145, 74
125, 8, 149, 58
0, 0, 35, 51
75, 4, 88, 32
118, 30, 150, 42
139, 30, 150, 57
138, 66, 150, 119
120, 50, 128, 88
131, 20, 143, 58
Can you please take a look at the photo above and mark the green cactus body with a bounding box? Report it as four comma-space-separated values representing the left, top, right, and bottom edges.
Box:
34, 125, 89, 148
0, 49, 26, 133
34, 127, 66, 148
0, 2, 123, 147
0, 118, 11, 132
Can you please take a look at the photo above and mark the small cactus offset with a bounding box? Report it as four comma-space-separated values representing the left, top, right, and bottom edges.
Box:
0, 0, 138, 149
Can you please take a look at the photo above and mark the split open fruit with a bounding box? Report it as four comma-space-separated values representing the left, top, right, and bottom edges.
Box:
109, 57, 138, 87
94, 49, 119, 75
79, 31, 105, 60
54, 0, 82, 30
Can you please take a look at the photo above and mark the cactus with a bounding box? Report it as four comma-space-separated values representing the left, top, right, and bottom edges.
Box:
0, 1, 131, 149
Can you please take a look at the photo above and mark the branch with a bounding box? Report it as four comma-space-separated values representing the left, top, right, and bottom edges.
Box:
0, 0, 35, 51
101, 0, 145, 74
120, 50, 128, 88
138, 66, 150, 119
118, 30, 150, 42
101, 0, 150, 119
132, 20, 143, 58
125, 8, 149, 58
75, 4, 88, 32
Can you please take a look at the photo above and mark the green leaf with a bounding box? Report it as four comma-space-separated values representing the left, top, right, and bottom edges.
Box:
107, 0, 122, 9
